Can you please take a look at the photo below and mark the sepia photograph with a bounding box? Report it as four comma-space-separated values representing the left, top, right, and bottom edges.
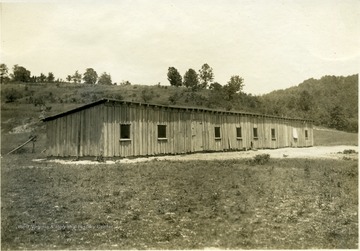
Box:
1, 0, 358, 249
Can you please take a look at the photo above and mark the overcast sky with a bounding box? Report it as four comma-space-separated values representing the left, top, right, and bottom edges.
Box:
1, 0, 359, 94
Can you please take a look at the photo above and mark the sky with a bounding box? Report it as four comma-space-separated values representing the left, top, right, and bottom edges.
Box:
1, 0, 359, 95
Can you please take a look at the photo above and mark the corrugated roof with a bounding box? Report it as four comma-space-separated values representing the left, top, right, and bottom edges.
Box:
43, 98, 314, 122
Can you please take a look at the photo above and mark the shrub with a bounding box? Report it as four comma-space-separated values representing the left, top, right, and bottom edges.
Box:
140, 89, 154, 103
168, 92, 182, 104
343, 149, 356, 154
91, 94, 98, 102
33, 96, 45, 107
113, 94, 123, 100
248, 154, 270, 165
4, 88, 23, 103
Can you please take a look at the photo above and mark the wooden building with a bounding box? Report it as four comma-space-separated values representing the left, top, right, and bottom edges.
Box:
43, 98, 313, 157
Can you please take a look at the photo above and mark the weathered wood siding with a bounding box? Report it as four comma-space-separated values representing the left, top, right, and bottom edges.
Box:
46, 105, 104, 157
46, 101, 313, 157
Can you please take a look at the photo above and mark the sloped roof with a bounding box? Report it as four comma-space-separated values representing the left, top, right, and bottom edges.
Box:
43, 98, 313, 122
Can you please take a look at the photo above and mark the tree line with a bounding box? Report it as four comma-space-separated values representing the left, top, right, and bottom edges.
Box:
0, 64, 114, 85
1, 62, 245, 99
167, 63, 245, 99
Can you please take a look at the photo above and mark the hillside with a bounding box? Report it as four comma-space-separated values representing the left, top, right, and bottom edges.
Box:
1, 74, 358, 139
259, 74, 358, 132
0, 82, 259, 136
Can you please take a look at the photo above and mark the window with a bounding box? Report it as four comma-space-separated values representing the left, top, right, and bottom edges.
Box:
293, 128, 298, 139
214, 127, 221, 139
158, 125, 167, 139
271, 128, 276, 140
253, 128, 258, 139
120, 124, 131, 140
305, 130, 308, 139
236, 127, 242, 138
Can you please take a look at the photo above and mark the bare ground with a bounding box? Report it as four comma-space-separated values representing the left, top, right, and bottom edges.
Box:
33, 145, 358, 165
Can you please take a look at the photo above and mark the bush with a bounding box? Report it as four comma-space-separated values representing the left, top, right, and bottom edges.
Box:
33, 97, 45, 107
184, 92, 208, 106
343, 149, 356, 154
248, 154, 270, 165
141, 89, 154, 103
168, 92, 182, 104
91, 94, 98, 102
112, 94, 124, 100
4, 88, 23, 103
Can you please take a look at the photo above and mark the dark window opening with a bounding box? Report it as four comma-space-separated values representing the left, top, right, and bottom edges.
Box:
305, 130, 308, 139
120, 124, 131, 139
271, 128, 276, 139
158, 125, 167, 139
253, 128, 258, 139
215, 127, 221, 138
236, 127, 242, 138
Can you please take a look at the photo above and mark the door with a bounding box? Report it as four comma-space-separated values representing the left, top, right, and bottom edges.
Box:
191, 121, 204, 152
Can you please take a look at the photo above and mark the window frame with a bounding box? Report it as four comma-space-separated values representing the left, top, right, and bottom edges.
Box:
119, 124, 131, 141
271, 128, 276, 140
157, 124, 167, 140
253, 127, 258, 139
236, 127, 242, 139
305, 129, 308, 139
214, 126, 221, 139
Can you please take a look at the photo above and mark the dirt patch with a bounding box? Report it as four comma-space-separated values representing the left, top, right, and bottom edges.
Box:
9, 122, 37, 134
33, 145, 358, 165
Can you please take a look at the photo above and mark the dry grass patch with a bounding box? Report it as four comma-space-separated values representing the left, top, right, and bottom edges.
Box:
1, 155, 358, 249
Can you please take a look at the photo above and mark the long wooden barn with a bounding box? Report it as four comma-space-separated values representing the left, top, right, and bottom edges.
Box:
43, 98, 314, 158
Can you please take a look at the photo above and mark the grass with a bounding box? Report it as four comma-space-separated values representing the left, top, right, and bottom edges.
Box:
1, 155, 358, 249
1, 82, 188, 108
314, 128, 358, 146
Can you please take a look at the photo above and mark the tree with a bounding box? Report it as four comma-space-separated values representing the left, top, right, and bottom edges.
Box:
72, 70, 82, 84
39, 73, 47, 82
167, 67, 182, 87
298, 90, 312, 112
209, 82, 222, 91
183, 68, 199, 91
223, 75, 244, 100
47, 72, 55, 82
0, 63, 10, 83
30, 76, 37, 82
66, 75, 72, 83
208, 82, 226, 108
12, 65, 31, 82
98, 72, 112, 85
83, 68, 98, 84
119, 80, 131, 86
328, 105, 348, 131
199, 63, 214, 89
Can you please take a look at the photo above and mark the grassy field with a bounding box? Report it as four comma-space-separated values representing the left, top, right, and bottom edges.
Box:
1, 154, 358, 250
314, 128, 358, 146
